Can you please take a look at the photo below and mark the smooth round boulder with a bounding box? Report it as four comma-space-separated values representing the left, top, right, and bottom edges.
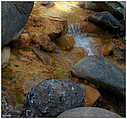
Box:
22, 79, 85, 117
57, 107, 121, 118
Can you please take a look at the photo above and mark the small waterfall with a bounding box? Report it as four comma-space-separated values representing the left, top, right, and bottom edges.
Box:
67, 24, 81, 35
67, 24, 95, 56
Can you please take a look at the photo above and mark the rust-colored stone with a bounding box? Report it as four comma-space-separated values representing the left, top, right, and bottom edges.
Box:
56, 34, 75, 50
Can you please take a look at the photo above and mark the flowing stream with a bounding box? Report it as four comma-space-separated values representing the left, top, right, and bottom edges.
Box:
67, 24, 97, 56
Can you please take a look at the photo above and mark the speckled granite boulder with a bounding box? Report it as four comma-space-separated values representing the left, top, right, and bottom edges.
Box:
57, 107, 121, 118
22, 79, 85, 117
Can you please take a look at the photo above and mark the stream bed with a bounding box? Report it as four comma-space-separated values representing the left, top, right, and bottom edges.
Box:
2, 1, 126, 117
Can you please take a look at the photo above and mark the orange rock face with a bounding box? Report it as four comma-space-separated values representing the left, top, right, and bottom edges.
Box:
56, 34, 75, 50
81, 84, 101, 106
12, 33, 31, 49
71, 78, 101, 107
25, 15, 66, 37
16, 7, 67, 51
80, 22, 97, 33
102, 42, 114, 56
30, 33, 57, 52
85, 84, 101, 106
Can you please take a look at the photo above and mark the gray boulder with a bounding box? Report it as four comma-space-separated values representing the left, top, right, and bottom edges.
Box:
2, 2, 34, 47
57, 107, 121, 118
87, 2, 126, 36
22, 79, 85, 117
72, 56, 125, 98
88, 11, 122, 33
93, 1, 125, 19
79, 2, 102, 11
80, 1, 125, 19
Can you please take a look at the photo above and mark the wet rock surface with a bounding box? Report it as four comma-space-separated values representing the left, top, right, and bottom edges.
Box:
81, 1, 125, 18
88, 11, 122, 34
22, 79, 85, 117
87, 1, 126, 37
95, 88, 126, 117
72, 56, 125, 98
57, 107, 121, 118
93, 2, 125, 19
82, 84, 101, 106
56, 34, 75, 50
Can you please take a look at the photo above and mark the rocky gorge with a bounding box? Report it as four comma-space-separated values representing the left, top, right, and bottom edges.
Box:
1, 1, 126, 118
